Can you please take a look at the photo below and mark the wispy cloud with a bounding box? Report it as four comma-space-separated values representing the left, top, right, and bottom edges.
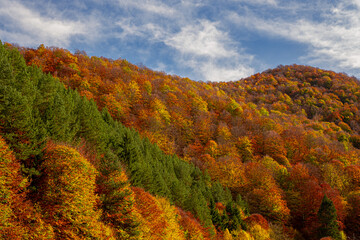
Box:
0, 0, 99, 47
2, 0, 357, 81
116, 16, 254, 81
231, 0, 278, 5
115, 18, 168, 42
164, 20, 254, 81
114, 2, 255, 82
116, 0, 176, 16
228, 0, 360, 75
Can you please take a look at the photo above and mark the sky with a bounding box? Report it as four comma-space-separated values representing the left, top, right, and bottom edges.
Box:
0, 0, 359, 82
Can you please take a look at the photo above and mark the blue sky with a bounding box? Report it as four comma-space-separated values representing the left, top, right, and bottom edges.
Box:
0, 0, 359, 81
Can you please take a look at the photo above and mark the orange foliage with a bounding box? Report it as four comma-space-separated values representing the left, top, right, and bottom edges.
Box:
0, 136, 54, 239
345, 165, 360, 190
244, 214, 270, 230
243, 162, 290, 221
132, 187, 167, 239
177, 208, 210, 240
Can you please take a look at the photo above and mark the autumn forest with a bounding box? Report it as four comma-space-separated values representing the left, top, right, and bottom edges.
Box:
1, 42, 360, 239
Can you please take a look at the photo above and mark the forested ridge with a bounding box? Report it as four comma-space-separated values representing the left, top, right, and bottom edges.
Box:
1, 42, 359, 239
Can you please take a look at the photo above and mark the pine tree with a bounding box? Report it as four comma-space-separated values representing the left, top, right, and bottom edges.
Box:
98, 169, 140, 239
0, 42, 47, 167
318, 195, 341, 240
224, 202, 243, 232
209, 199, 222, 228
119, 131, 139, 165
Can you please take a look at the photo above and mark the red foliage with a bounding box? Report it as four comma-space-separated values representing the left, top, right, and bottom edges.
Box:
215, 202, 226, 212
132, 187, 167, 238
177, 208, 210, 240
345, 193, 360, 236
244, 214, 269, 230
345, 165, 360, 190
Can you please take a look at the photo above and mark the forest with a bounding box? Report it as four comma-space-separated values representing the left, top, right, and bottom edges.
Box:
1, 42, 360, 239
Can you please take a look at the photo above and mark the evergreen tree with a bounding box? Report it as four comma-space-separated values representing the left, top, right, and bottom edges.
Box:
0, 44, 47, 164
211, 181, 232, 204
236, 194, 250, 216
119, 131, 139, 165
318, 195, 341, 240
209, 199, 222, 229
225, 202, 240, 232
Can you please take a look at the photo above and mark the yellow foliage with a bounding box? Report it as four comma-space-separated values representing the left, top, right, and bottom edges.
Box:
217, 123, 232, 142
236, 136, 254, 162
157, 197, 186, 240
224, 228, 234, 240
145, 131, 176, 155
249, 224, 271, 240
153, 98, 171, 124
192, 95, 209, 112
261, 156, 289, 182
40, 144, 115, 239
227, 98, 243, 116
207, 157, 247, 190
144, 80, 152, 95
205, 140, 219, 157
233, 230, 253, 240
128, 79, 141, 103
322, 163, 349, 193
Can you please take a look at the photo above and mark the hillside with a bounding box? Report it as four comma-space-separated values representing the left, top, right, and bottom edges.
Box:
1, 42, 359, 239
0, 42, 240, 239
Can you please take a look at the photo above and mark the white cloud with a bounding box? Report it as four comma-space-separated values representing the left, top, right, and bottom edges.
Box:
198, 60, 254, 82
115, 19, 145, 38
163, 20, 254, 81
165, 20, 237, 58
0, 0, 98, 47
232, 0, 277, 5
116, 16, 255, 81
116, 0, 176, 16
227, 0, 360, 75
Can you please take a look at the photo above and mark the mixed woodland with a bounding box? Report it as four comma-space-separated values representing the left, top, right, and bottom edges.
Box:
1, 42, 360, 239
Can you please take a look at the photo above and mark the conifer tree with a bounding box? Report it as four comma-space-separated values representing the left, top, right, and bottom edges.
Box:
224, 202, 243, 232
98, 168, 140, 239
209, 199, 222, 229
119, 131, 139, 165
318, 195, 341, 240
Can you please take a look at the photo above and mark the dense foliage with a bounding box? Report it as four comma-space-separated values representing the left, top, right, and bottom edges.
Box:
1, 41, 360, 239
0, 42, 236, 239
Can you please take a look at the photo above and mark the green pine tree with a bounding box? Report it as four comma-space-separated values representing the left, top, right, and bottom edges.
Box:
318, 195, 341, 240
224, 202, 242, 232
209, 199, 222, 229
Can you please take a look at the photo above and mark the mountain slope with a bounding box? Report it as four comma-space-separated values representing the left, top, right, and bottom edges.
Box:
0, 42, 248, 239
8, 43, 360, 239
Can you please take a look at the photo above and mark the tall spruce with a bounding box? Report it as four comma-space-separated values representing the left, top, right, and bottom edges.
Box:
317, 195, 341, 240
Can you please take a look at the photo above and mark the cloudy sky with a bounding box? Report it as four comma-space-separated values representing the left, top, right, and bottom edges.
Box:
0, 0, 359, 81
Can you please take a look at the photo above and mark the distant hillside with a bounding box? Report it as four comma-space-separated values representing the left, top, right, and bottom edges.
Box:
3, 42, 359, 239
